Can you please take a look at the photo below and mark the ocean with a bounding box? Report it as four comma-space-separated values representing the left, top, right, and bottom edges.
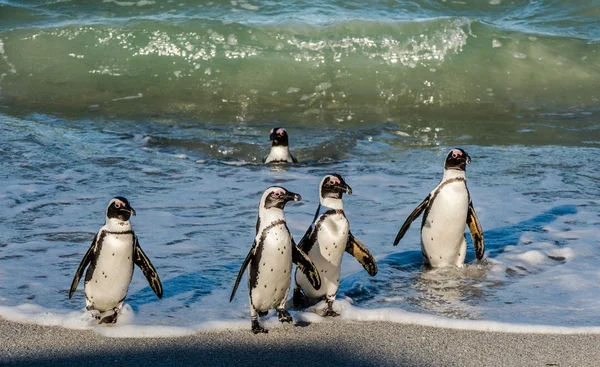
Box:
0, 0, 599, 337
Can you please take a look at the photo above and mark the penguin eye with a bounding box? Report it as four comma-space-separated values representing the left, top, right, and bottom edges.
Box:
115, 202, 121, 208
452, 153, 458, 159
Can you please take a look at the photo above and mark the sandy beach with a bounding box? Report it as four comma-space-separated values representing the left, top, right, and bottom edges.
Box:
2, 317, 599, 367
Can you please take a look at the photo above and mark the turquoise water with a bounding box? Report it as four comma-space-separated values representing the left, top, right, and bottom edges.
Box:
1, 1, 599, 123
0, 1, 599, 334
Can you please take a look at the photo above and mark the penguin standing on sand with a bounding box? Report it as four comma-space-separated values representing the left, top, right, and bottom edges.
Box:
392, 148, 484, 267
230, 187, 321, 334
293, 174, 378, 317
69, 197, 163, 324
263, 127, 298, 164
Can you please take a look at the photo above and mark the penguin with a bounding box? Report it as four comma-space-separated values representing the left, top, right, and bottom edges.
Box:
263, 127, 298, 164
392, 148, 484, 267
230, 186, 321, 334
293, 174, 378, 317
69, 197, 163, 324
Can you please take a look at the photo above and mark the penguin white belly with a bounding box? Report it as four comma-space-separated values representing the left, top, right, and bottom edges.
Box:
85, 234, 134, 311
251, 224, 293, 312
421, 183, 469, 267
298, 214, 349, 299
265, 146, 292, 163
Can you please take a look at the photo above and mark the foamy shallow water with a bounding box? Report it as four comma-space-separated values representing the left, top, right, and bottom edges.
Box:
0, 113, 599, 337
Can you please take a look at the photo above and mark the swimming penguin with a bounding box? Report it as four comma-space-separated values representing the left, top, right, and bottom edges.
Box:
68, 197, 163, 324
230, 187, 321, 334
263, 127, 298, 164
392, 148, 484, 267
293, 174, 378, 317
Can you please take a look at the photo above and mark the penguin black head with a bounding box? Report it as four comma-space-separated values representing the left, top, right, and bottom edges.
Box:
320, 174, 352, 200
106, 196, 136, 221
444, 148, 471, 171
269, 127, 290, 147
263, 186, 302, 210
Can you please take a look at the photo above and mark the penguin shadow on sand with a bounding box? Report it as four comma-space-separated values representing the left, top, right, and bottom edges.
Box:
339, 204, 578, 317
127, 271, 215, 312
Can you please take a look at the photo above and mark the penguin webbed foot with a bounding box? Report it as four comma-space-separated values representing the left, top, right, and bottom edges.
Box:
251, 319, 268, 334
323, 308, 340, 317
277, 309, 293, 323
292, 287, 307, 308
99, 313, 118, 324
323, 299, 339, 317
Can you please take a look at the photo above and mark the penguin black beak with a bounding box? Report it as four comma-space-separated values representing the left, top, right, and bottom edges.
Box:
284, 192, 302, 202
341, 183, 352, 195
465, 153, 472, 165
125, 206, 136, 216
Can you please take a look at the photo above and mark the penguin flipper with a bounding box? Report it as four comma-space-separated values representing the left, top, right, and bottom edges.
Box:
346, 233, 378, 276
393, 195, 430, 246
68, 234, 97, 299
133, 238, 163, 299
291, 154, 298, 164
230, 242, 255, 302
292, 241, 321, 290
296, 231, 310, 254
466, 201, 485, 260
297, 224, 316, 253
297, 204, 321, 253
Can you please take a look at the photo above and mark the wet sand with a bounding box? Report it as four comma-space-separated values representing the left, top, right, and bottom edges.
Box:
2, 317, 600, 366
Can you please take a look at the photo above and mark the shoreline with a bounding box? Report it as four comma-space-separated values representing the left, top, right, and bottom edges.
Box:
3, 317, 600, 366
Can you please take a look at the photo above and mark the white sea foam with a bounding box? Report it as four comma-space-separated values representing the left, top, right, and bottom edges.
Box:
103, 0, 156, 6
336, 299, 600, 335
0, 38, 17, 88
4, 296, 600, 338
0, 304, 92, 329
111, 93, 143, 102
